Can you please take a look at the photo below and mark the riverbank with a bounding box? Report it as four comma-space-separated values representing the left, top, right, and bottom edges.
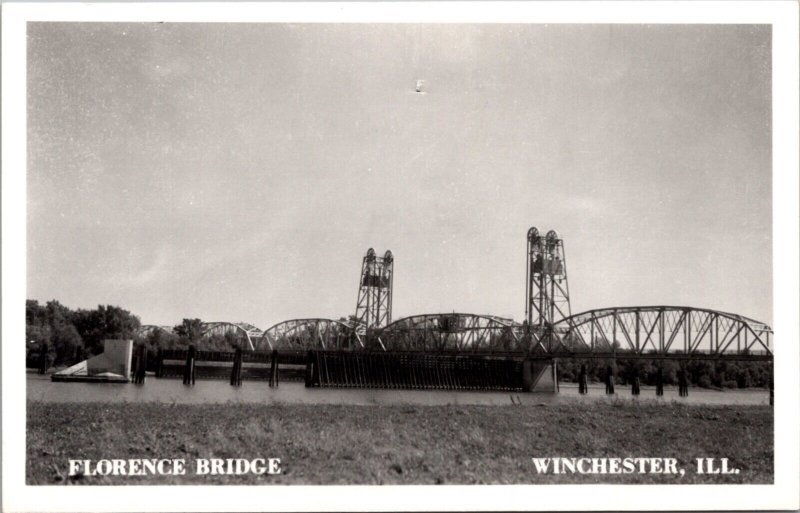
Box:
27, 401, 772, 485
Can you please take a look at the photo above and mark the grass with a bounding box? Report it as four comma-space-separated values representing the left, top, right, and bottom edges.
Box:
27, 400, 772, 485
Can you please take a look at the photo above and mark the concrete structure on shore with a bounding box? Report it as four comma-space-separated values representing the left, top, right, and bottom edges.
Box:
52, 340, 132, 383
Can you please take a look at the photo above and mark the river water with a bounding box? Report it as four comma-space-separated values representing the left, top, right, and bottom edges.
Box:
26, 372, 770, 406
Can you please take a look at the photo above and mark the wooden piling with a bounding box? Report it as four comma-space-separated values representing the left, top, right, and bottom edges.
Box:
155, 348, 163, 378
320, 352, 329, 386
316, 351, 324, 386
133, 346, 147, 384
238, 347, 244, 385
183, 345, 196, 386
656, 367, 664, 396
578, 364, 588, 394
131, 352, 136, 381
605, 365, 615, 395
678, 368, 688, 397
230, 347, 242, 386
269, 349, 279, 388
304, 350, 314, 387
231, 349, 237, 386
131, 349, 139, 383
303, 351, 535, 391
141, 346, 148, 384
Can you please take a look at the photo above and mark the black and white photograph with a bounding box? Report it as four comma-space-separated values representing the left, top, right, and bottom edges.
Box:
2, 2, 799, 511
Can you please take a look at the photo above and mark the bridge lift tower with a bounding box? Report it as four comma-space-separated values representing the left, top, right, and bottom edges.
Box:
526, 227, 571, 350
354, 248, 394, 339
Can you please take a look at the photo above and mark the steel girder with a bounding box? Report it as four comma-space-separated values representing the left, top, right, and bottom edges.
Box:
377, 313, 523, 352
546, 306, 772, 357
259, 318, 362, 351
201, 322, 264, 351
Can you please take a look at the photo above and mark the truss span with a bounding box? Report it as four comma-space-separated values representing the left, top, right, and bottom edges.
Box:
377, 313, 523, 352
259, 318, 361, 351
545, 306, 772, 357
201, 322, 264, 351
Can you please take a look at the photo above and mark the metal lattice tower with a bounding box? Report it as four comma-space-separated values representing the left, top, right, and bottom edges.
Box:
526, 227, 571, 333
354, 248, 394, 335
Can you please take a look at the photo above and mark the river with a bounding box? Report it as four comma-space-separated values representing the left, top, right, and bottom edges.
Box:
26, 371, 770, 406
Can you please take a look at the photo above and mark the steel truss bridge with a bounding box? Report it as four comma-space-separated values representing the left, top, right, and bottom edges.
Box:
137, 230, 773, 362
258, 318, 361, 351
201, 322, 264, 351
370, 309, 771, 360
542, 306, 772, 361
137, 322, 264, 351
376, 313, 521, 352
213, 307, 770, 360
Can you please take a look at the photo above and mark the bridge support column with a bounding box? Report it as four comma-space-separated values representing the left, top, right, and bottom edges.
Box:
578, 364, 588, 394
305, 350, 314, 387
605, 365, 615, 395
182, 345, 196, 386
156, 348, 163, 378
269, 350, 279, 388
656, 367, 664, 396
230, 348, 242, 386
522, 359, 558, 393
678, 368, 688, 397
133, 345, 147, 385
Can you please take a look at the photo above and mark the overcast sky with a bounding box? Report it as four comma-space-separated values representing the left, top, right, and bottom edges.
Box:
27, 23, 772, 328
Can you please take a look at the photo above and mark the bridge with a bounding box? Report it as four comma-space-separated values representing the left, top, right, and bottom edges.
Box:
138, 230, 773, 360
136, 228, 772, 391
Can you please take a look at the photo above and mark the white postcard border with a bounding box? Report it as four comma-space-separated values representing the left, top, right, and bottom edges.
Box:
3, 2, 798, 511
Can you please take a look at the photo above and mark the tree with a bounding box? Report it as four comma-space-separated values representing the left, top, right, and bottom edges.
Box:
137, 327, 181, 352
72, 305, 141, 355
51, 324, 83, 366
43, 300, 71, 325
174, 319, 204, 344
26, 300, 53, 346
97, 305, 141, 339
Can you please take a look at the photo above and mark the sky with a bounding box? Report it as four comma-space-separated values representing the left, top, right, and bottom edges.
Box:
27, 23, 772, 329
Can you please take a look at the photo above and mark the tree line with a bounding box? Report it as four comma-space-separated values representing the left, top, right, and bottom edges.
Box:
25, 300, 245, 369
557, 358, 771, 389
26, 299, 772, 388
26, 300, 141, 367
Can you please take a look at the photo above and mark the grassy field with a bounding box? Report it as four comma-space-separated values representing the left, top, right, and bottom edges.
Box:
27, 400, 772, 485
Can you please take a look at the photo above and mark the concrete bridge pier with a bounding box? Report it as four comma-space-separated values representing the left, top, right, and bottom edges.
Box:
522, 359, 558, 392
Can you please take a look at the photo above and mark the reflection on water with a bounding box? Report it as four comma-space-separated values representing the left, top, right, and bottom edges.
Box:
26, 372, 770, 406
